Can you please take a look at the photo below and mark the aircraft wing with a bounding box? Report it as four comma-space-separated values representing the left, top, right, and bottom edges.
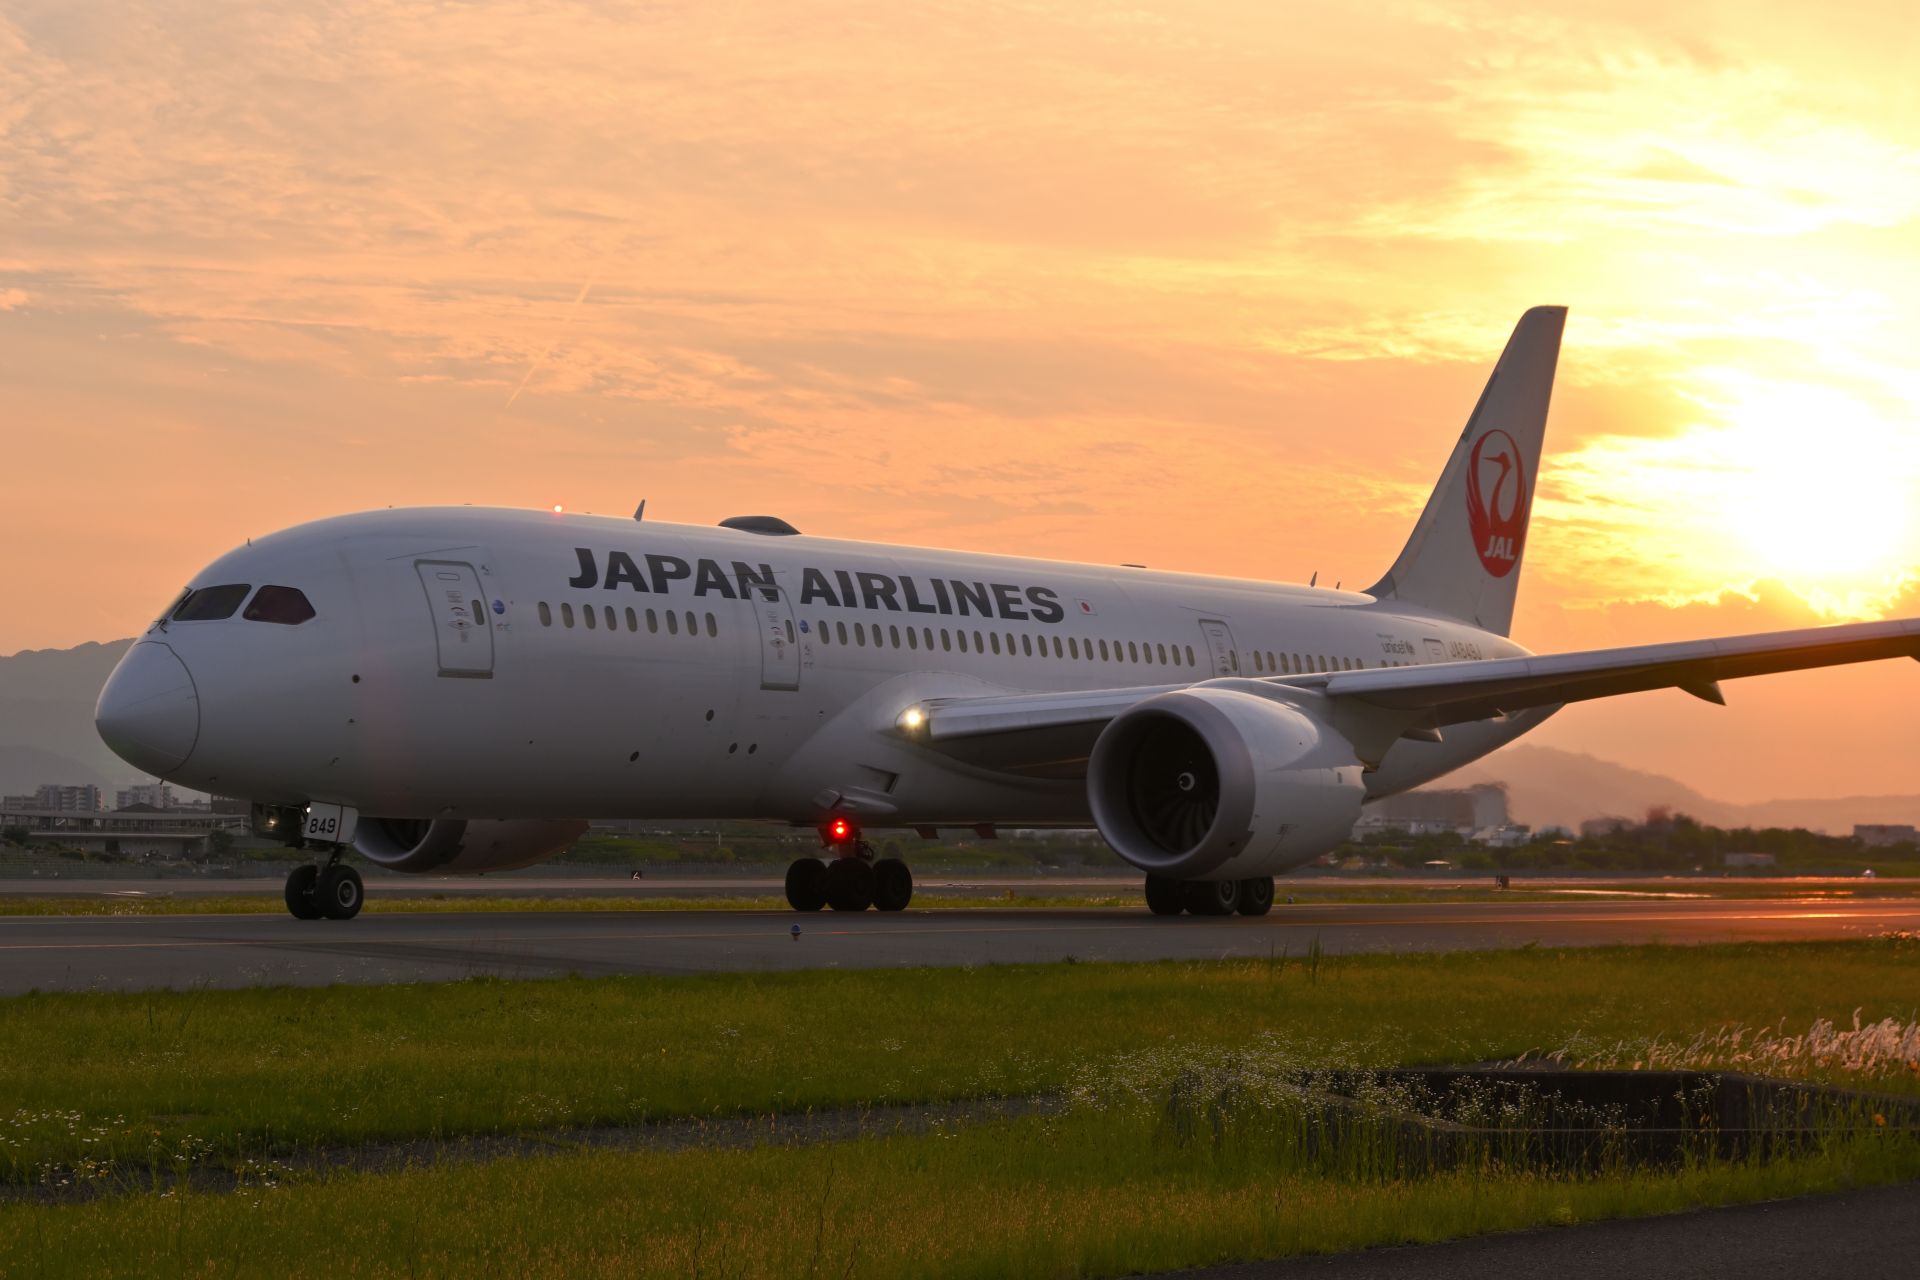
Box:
916, 616, 1920, 776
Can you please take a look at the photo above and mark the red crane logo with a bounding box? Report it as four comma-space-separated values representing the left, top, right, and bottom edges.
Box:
1465, 429, 1528, 578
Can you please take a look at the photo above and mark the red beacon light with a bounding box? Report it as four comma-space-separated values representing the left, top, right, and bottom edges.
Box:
823, 817, 854, 845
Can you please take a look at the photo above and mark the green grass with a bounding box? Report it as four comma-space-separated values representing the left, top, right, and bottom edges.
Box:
4, 941, 1919, 1183
5, 1108, 1917, 1278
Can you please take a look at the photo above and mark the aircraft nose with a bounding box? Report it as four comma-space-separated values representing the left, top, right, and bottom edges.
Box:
95, 641, 200, 775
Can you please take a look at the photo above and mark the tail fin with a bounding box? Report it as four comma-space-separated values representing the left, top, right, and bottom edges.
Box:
1364, 306, 1566, 637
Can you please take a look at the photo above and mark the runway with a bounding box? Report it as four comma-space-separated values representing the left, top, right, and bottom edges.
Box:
2, 897, 1916, 994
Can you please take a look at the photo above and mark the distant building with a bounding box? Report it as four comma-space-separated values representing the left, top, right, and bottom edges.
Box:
1580, 816, 1636, 839
31, 784, 104, 813
1855, 824, 1918, 848
1354, 784, 1509, 838
0, 801, 246, 858
1724, 852, 1778, 869
116, 782, 177, 811
1471, 825, 1533, 848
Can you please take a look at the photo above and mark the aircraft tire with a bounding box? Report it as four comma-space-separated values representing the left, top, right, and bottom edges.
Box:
825, 857, 876, 912
1236, 877, 1275, 916
784, 858, 828, 911
284, 865, 324, 920
872, 858, 913, 912
1185, 878, 1240, 917
1144, 874, 1186, 916
317, 865, 364, 920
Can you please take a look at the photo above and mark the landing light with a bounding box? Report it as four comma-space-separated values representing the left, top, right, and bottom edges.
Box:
899, 706, 926, 732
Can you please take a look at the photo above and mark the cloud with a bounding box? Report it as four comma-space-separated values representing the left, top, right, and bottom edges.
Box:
0, 288, 26, 310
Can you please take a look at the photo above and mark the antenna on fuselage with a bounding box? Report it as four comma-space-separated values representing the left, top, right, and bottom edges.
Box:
1309, 571, 1318, 587
633, 500, 646, 522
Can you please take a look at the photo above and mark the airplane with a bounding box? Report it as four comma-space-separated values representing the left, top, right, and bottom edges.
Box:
95, 307, 1920, 921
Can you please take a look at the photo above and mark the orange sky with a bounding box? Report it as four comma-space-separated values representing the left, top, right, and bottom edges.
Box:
2, 1, 1916, 803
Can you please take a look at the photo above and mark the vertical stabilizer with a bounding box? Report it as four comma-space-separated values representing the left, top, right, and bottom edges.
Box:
1364, 306, 1565, 637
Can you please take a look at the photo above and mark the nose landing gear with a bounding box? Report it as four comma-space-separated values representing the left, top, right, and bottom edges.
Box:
784, 817, 913, 912
284, 851, 363, 921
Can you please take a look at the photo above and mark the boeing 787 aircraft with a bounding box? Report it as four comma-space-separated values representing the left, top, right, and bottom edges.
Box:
95, 308, 1919, 921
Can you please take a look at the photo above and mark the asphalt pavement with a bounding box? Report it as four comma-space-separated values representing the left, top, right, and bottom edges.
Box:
1, 896, 1914, 993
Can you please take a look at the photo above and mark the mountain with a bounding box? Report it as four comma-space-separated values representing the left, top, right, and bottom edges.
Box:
0, 639, 137, 789
1445, 745, 1920, 835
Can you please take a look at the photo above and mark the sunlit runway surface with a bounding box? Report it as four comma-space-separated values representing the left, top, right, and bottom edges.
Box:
2, 897, 1917, 994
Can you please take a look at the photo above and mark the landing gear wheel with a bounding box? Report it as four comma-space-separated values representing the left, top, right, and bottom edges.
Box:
785, 858, 828, 912
872, 858, 914, 912
1144, 874, 1186, 916
317, 864, 364, 920
1185, 878, 1241, 917
284, 864, 323, 920
825, 857, 876, 912
1236, 876, 1275, 916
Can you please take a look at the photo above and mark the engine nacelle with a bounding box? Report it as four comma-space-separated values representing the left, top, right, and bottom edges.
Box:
1087, 688, 1366, 880
353, 817, 589, 874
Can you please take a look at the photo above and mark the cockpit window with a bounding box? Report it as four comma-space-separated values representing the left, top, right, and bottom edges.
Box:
243, 585, 317, 626
171, 584, 251, 621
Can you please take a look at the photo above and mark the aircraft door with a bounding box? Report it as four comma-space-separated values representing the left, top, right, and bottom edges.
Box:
754, 585, 801, 691
1198, 619, 1240, 676
414, 560, 495, 678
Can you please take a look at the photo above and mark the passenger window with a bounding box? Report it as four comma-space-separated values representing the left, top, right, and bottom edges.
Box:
785, 619, 795, 644
1052, 636, 1064, 658
646, 609, 658, 633
889, 624, 900, 647
855, 622, 866, 645
907, 627, 918, 650
923, 627, 934, 650
958, 630, 969, 653
1021, 634, 1032, 656
709, 613, 720, 638
561, 603, 575, 628
1069, 637, 1080, 659
941, 629, 951, 652
685, 611, 697, 636
1127, 641, 1138, 663
1099, 639, 1109, 660
837, 621, 848, 645
818, 620, 831, 645
172, 584, 251, 621
1005, 632, 1016, 655
626, 607, 638, 632
666, 611, 678, 635
1157, 643, 1168, 665
243, 585, 316, 626
584, 605, 597, 630
539, 602, 553, 627
1253, 651, 1264, 672
973, 630, 985, 652
990, 633, 1002, 655
600, 606, 613, 631
1185, 645, 1196, 666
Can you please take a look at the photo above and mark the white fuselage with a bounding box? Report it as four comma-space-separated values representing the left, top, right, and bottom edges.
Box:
117, 507, 1548, 828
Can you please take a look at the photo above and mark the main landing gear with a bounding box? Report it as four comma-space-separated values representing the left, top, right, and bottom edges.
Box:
1143, 874, 1275, 918
784, 817, 913, 913
284, 851, 364, 921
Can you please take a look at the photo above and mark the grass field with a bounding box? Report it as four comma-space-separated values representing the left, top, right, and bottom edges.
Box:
5, 940, 1919, 1183
5, 940, 1918, 1277
6, 1107, 1917, 1278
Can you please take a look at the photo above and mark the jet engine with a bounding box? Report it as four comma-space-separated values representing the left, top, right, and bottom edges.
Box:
1087, 688, 1366, 880
352, 817, 590, 874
